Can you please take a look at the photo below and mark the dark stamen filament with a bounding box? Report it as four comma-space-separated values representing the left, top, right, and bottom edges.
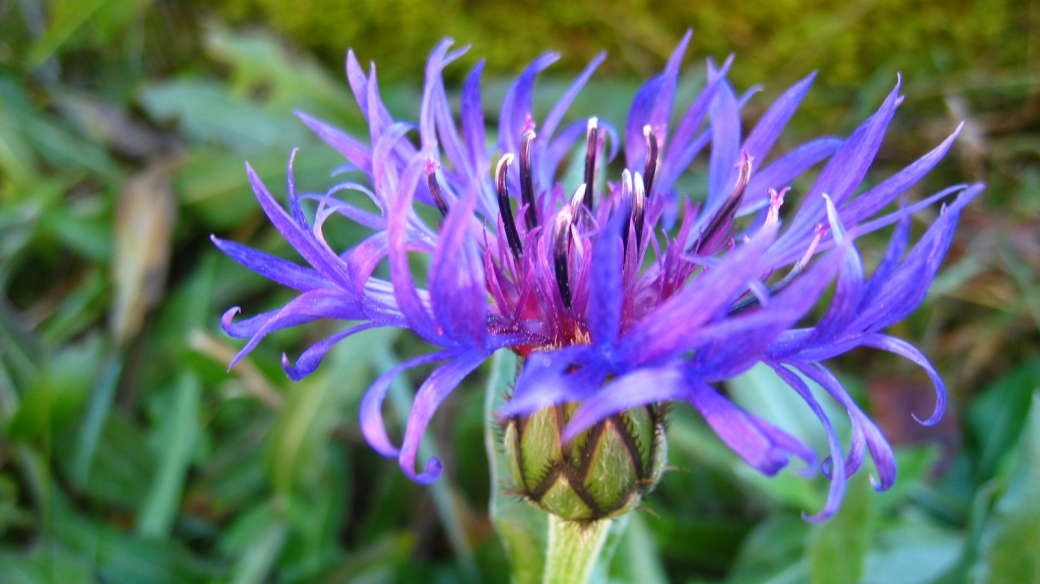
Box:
632, 171, 646, 248
519, 130, 539, 231
620, 169, 633, 251
643, 125, 659, 199
583, 118, 599, 210
569, 184, 587, 223
495, 154, 524, 261
553, 208, 573, 309
425, 160, 449, 217
688, 150, 753, 254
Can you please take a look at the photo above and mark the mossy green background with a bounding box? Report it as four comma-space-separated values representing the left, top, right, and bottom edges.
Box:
217, 0, 1027, 89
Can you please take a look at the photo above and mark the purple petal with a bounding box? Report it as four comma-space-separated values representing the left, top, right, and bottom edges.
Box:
398, 350, 487, 483
461, 60, 489, 181
839, 123, 963, 226
387, 151, 441, 343
227, 288, 363, 368
499, 52, 560, 156
564, 365, 686, 439
222, 307, 318, 340
624, 28, 692, 168
851, 187, 979, 332
689, 249, 843, 377
498, 346, 605, 418
861, 212, 910, 303
211, 236, 331, 291
540, 51, 606, 145
422, 40, 473, 183
742, 72, 816, 165
859, 333, 946, 426
588, 220, 624, 350
706, 80, 741, 208
564, 366, 816, 477
420, 39, 457, 152
282, 322, 379, 381
795, 361, 897, 491
784, 80, 903, 242
359, 348, 463, 457
371, 122, 415, 197
739, 138, 843, 216
428, 183, 487, 346
622, 220, 778, 365
309, 191, 386, 231
657, 56, 732, 196
805, 200, 865, 344
296, 111, 372, 175
768, 361, 847, 522
245, 163, 354, 289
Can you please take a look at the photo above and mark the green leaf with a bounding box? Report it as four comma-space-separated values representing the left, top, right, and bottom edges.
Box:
227, 522, 288, 584
70, 352, 124, 487
52, 498, 218, 584
8, 337, 104, 441
137, 371, 202, 539
667, 406, 821, 512
172, 143, 346, 229
966, 360, 1040, 485
0, 544, 96, 584
608, 513, 668, 584
202, 26, 363, 125
972, 390, 1040, 583
26, 0, 109, 66
873, 445, 939, 515
864, 523, 963, 584
68, 413, 156, 508
805, 472, 874, 584
139, 80, 307, 152
725, 513, 810, 584
484, 350, 547, 584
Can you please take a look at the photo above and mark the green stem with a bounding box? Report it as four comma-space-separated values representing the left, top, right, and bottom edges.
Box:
542, 515, 612, 584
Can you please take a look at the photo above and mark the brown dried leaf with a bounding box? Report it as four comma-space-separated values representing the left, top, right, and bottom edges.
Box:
110, 161, 177, 345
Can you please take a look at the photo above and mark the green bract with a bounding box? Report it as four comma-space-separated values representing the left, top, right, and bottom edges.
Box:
502, 403, 667, 521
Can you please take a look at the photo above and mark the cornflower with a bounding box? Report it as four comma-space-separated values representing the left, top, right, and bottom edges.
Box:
214, 31, 982, 521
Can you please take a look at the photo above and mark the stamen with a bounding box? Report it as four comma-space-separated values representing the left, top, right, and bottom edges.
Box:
620, 169, 634, 251
688, 150, 753, 254
519, 130, 539, 231
643, 125, 659, 198
729, 222, 825, 315
553, 208, 574, 309
569, 184, 587, 222
632, 171, 646, 248
794, 224, 826, 272
764, 187, 789, 228
495, 154, 524, 261
584, 118, 599, 210
425, 159, 449, 217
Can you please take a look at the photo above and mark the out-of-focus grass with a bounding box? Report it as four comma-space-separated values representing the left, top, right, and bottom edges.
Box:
0, 1, 1038, 582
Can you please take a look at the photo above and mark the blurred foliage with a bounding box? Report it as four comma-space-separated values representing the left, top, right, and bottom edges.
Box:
215, 0, 1028, 91
0, 0, 1038, 582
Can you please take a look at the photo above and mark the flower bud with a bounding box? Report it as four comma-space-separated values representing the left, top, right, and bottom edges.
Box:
502, 403, 667, 521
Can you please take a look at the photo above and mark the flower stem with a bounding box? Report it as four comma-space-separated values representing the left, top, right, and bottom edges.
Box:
542, 515, 612, 584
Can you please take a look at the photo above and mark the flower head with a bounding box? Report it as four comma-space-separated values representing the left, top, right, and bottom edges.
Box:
214, 31, 982, 521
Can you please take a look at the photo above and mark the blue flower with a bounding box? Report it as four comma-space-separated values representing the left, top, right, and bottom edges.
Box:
214, 31, 982, 520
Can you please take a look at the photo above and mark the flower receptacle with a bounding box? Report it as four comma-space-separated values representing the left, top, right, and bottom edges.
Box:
502, 403, 667, 521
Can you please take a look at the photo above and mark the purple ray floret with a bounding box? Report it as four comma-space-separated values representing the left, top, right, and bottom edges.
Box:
215, 32, 982, 519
